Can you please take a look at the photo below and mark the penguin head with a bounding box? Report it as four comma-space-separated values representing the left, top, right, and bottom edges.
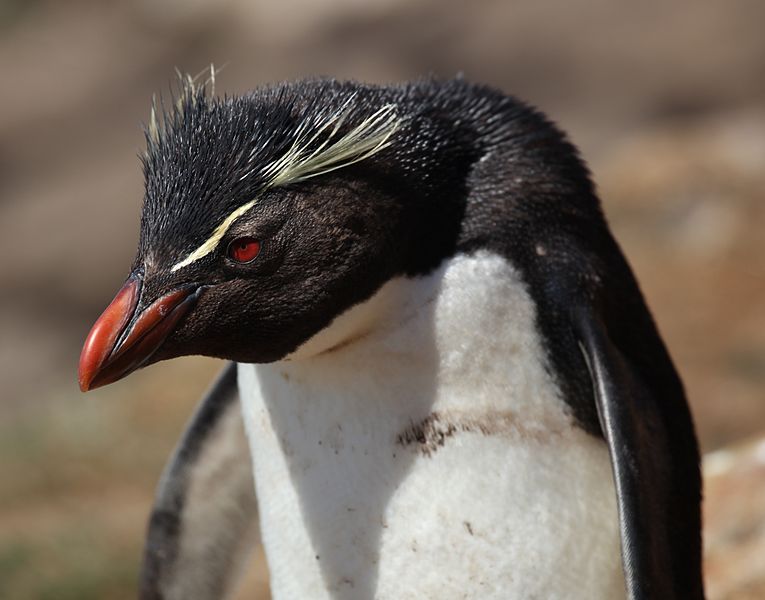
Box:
79, 79, 470, 391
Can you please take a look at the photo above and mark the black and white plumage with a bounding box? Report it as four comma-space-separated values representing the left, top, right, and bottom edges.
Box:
79, 76, 704, 599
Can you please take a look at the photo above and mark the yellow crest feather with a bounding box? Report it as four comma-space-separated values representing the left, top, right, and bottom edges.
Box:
170, 100, 401, 272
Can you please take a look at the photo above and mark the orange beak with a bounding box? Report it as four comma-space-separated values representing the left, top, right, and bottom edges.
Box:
78, 276, 200, 391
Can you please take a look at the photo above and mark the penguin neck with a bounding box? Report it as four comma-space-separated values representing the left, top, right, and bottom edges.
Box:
246, 249, 573, 459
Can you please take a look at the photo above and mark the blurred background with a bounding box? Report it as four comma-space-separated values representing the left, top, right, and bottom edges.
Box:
1, 0, 763, 598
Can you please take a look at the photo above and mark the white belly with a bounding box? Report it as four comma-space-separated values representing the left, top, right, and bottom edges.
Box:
238, 252, 625, 599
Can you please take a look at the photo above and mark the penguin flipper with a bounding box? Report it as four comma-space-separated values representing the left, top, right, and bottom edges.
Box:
139, 362, 259, 600
572, 307, 704, 600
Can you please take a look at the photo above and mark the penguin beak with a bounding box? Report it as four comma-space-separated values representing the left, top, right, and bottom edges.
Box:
78, 275, 202, 392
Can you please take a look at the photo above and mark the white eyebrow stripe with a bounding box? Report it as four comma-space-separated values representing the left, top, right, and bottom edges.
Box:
169, 103, 401, 273
170, 199, 257, 272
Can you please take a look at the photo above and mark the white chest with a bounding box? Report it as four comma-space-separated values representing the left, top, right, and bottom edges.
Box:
238, 252, 624, 599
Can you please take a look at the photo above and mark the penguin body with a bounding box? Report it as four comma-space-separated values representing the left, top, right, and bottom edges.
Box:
79, 76, 704, 599
240, 252, 623, 599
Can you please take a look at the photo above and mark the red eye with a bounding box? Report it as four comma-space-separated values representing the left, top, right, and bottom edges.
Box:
227, 237, 261, 263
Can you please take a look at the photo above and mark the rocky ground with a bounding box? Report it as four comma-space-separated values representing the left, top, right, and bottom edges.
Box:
0, 1, 763, 598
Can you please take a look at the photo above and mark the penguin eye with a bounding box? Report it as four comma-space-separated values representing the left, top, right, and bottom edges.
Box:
227, 237, 261, 263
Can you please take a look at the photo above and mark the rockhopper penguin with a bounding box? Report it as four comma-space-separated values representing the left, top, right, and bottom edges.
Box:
79, 75, 704, 600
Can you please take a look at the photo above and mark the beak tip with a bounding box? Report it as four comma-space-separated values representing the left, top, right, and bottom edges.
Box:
78, 356, 97, 392
78, 362, 111, 392
78, 374, 91, 393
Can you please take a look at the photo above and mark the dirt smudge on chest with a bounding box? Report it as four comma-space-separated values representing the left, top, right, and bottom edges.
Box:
395, 409, 568, 457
